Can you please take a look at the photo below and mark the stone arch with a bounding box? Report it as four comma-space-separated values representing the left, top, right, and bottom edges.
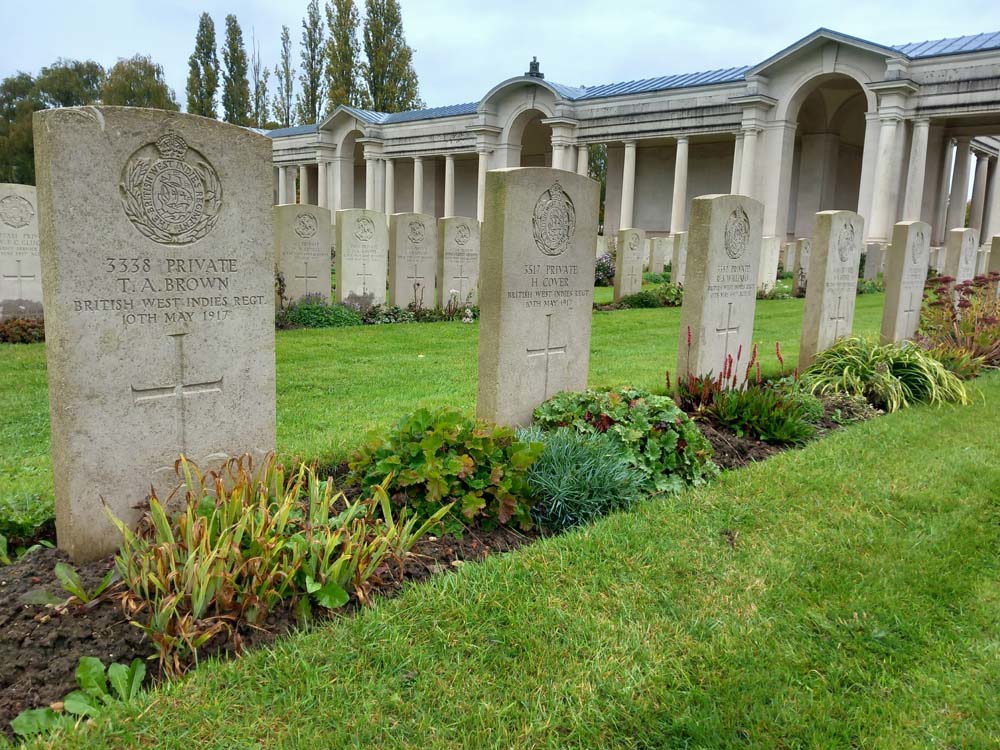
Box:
338, 128, 365, 209
777, 66, 877, 123
502, 107, 553, 167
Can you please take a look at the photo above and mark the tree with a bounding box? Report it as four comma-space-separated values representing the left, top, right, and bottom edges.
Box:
324, 0, 363, 110
588, 144, 608, 226
186, 12, 219, 118
0, 73, 42, 184
221, 14, 251, 125
102, 55, 180, 110
249, 29, 271, 128
296, 0, 326, 124
361, 0, 422, 113
35, 59, 105, 108
272, 25, 294, 127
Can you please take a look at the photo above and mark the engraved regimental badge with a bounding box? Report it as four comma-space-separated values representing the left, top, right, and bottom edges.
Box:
454, 223, 471, 246
355, 216, 375, 242
120, 132, 222, 246
532, 183, 576, 257
0, 195, 34, 229
295, 213, 318, 239
837, 221, 856, 263
912, 229, 925, 264
407, 220, 426, 245
724, 207, 750, 260
628, 232, 640, 252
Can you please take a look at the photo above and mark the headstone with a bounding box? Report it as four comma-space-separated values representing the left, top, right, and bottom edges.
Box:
0, 183, 43, 320
798, 210, 864, 368
677, 195, 763, 380
477, 168, 598, 426
649, 237, 667, 275
928, 246, 941, 272
335, 208, 388, 309
274, 204, 332, 304
880, 221, 930, 343
670, 232, 688, 286
975, 247, 989, 276
863, 242, 884, 281
643, 238, 652, 270
990, 236, 1000, 299
596, 235, 608, 258
34, 106, 276, 561
389, 212, 437, 309
437, 216, 481, 307
792, 237, 811, 295
614, 227, 645, 300
780, 242, 793, 270
785, 243, 797, 279
942, 228, 978, 283
757, 235, 781, 291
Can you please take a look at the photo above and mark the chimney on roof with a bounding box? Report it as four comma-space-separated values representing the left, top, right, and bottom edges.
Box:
525, 57, 544, 79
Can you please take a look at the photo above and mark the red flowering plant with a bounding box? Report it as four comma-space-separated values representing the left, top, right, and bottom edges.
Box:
916, 272, 1000, 377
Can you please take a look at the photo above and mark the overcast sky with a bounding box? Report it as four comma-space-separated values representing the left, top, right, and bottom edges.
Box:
3, 0, 999, 111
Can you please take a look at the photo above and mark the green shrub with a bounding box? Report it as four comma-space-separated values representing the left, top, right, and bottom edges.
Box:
917, 273, 1000, 368
856, 277, 885, 295
283, 296, 363, 328
618, 290, 662, 308
0, 491, 53, 542
0, 316, 44, 343
361, 304, 416, 325
706, 387, 818, 446
643, 271, 671, 285
518, 427, 645, 531
802, 337, 971, 413
595, 252, 615, 286
533, 387, 718, 494
618, 283, 683, 309
348, 408, 543, 534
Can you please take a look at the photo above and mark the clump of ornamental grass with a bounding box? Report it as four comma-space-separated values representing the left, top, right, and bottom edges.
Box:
916, 272, 1000, 371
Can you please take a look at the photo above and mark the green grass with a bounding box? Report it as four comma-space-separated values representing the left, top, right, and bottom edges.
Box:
0, 294, 887, 535
23, 371, 999, 749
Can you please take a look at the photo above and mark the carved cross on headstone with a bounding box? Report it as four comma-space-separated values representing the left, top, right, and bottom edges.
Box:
295, 261, 319, 295
526, 313, 567, 400
626, 263, 639, 290
829, 294, 848, 340
358, 262, 373, 295
406, 263, 425, 304
130, 332, 223, 454
903, 288, 921, 333
450, 262, 471, 301
1, 260, 36, 298
715, 301, 741, 358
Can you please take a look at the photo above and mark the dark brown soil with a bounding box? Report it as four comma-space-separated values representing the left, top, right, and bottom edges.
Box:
694, 418, 785, 468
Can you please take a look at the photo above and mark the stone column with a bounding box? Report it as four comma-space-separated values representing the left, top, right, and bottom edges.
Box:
476, 150, 488, 222
902, 118, 930, 221
284, 166, 297, 204
384, 158, 395, 216
738, 127, 759, 196
969, 150, 990, 234
856, 113, 881, 225
933, 138, 954, 244
867, 114, 901, 242
620, 140, 637, 229
983, 157, 1000, 242
331, 158, 343, 211
278, 166, 287, 205
670, 136, 689, 233
317, 161, 328, 209
298, 164, 310, 204
364, 157, 376, 210
444, 154, 456, 217
552, 143, 566, 171
731, 133, 744, 194
413, 156, 424, 214
577, 143, 589, 175
946, 137, 972, 231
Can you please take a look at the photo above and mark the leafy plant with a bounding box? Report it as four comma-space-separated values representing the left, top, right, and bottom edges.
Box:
618, 290, 661, 308
856, 277, 885, 295
821, 392, 881, 425
280, 295, 363, 329
360, 303, 416, 325
706, 387, 819, 445
533, 387, 718, 494
10, 656, 146, 738
54, 561, 116, 605
595, 252, 615, 286
348, 408, 542, 534
518, 427, 645, 531
0, 316, 45, 343
617, 283, 683, 309
643, 271, 672, 285
916, 273, 1000, 369
802, 336, 972, 413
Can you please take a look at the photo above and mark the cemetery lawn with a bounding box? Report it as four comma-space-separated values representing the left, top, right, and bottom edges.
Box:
30, 371, 1000, 749
0, 294, 885, 538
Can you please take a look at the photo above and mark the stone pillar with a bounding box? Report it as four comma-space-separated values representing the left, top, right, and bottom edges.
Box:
444, 154, 456, 217
284, 166, 297, 204
577, 144, 589, 175
867, 115, 901, 242
946, 137, 972, 231
738, 127, 759, 196
278, 167, 287, 205
620, 140, 637, 229
933, 138, 954, 244
969, 150, 990, 234
983, 157, 1000, 243
365, 157, 376, 210
856, 113, 881, 225
552, 143, 566, 171
669, 136, 689, 234
331, 158, 343, 211
299, 164, 310, 204
413, 156, 424, 214
901, 119, 930, 221
384, 158, 395, 216
317, 161, 328, 208
476, 150, 488, 222
731, 133, 743, 194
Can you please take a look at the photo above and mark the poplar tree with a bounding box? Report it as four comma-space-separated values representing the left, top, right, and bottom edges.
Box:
361, 0, 422, 112
296, 0, 327, 124
272, 25, 294, 127
104, 55, 180, 110
324, 0, 363, 109
221, 15, 251, 125
249, 30, 271, 128
186, 13, 219, 117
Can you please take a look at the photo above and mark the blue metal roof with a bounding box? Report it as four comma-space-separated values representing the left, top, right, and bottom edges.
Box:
577, 66, 751, 100
265, 124, 317, 138
893, 30, 1000, 58
384, 102, 478, 123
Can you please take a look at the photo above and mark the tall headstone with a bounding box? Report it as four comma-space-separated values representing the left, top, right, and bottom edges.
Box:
614, 227, 645, 300
596, 235, 608, 258
785, 243, 797, 279
274, 204, 332, 304
792, 237, 811, 296
670, 232, 688, 285
477, 168, 598, 426
799, 210, 864, 368
757, 236, 781, 291
676, 195, 763, 379
335, 208, 388, 309
942, 228, 978, 283
863, 242, 884, 281
975, 247, 990, 276
643, 238, 653, 270
389, 212, 437, 309
780, 242, 793, 270
880, 221, 930, 343
0, 183, 43, 320
34, 106, 276, 561
649, 236, 667, 275
437, 216, 481, 306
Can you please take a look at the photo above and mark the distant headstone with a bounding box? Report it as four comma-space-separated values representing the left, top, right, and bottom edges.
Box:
863, 242, 884, 281
990, 237, 1000, 299
34, 106, 276, 561
670, 232, 688, 286
677, 195, 763, 379
880, 221, 930, 343
0, 183, 43, 320
649, 237, 667, 275
335, 208, 388, 309
437, 216, 480, 306
389, 212, 437, 309
477, 168, 598, 426
596, 235, 608, 258
785, 242, 797, 278
780, 241, 793, 270
928, 246, 941, 272
799, 210, 864, 368
643, 238, 652, 270
975, 247, 989, 276
758, 236, 781, 291
614, 227, 644, 300
942, 228, 978, 283
274, 204, 332, 304
792, 237, 811, 296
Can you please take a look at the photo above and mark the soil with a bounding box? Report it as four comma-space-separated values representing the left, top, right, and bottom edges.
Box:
694, 418, 785, 468
0, 525, 535, 738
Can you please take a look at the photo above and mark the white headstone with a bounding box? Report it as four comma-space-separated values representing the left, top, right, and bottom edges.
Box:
596, 235, 608, 258
649, 237, 668, 275
614, 227, 645, 300
792, 237, 811, 296
335, 208, 388, 309
942, 228, 979, 283
670, 232, 687, 286
0, 183, 43, 320
34, 106, 276, 561
389, 212, 437, 309
863, 242, 884, 281
477, 168, 599, 426
880, 221, 930, 343
758, 235, 781, 291
437, 216, 480, 306
274, 204, 332, 304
